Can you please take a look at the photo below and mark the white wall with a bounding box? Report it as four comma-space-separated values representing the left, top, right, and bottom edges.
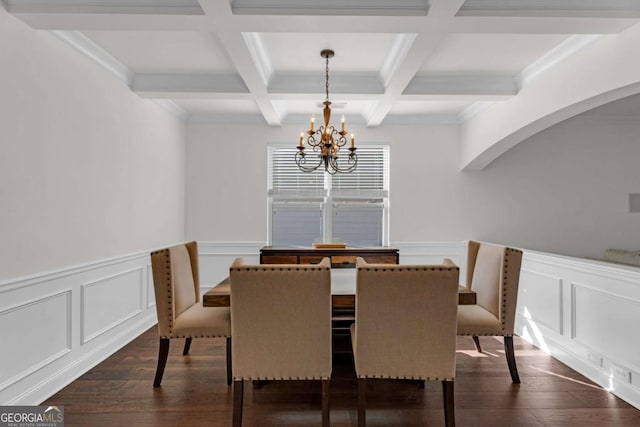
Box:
0, 8, 187, 404
0, 8, 186, 281
186, 106, 640, 260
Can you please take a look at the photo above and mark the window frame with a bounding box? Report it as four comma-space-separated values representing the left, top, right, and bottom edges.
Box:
267, 143, 390, 247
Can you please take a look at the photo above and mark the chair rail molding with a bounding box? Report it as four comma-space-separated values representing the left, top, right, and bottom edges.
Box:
516, 250, 640, 410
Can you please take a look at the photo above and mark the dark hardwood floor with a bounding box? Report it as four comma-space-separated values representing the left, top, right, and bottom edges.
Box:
44, 328, 640, 426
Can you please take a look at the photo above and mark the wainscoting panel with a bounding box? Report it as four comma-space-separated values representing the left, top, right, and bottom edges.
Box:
81, 267, 144, 345
0, 291, 71, 393
515, 251, 640, 409
517, 269, 563, 334
572, 283, 640, 369
0, 249, 160, 405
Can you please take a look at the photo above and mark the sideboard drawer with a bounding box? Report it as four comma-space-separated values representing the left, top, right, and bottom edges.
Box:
300, 255, 326, 264
261, 255, 298, 264
331, 255, 357, 267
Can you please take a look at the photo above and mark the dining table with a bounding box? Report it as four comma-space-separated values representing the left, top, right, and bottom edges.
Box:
202, 268, 477, 308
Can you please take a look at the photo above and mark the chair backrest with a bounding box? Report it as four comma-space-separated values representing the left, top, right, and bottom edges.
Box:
150, 241, 200, 337
230, 258, 332, 381
354, 258, 459, 380
465, 241, 523, 334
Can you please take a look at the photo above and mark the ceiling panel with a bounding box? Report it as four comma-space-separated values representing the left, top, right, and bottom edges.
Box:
82, 31, 235, 73
420, 34, 570, 74
458, 0, 640, 18
260, 33, 396, 73
231, 0, 429, 16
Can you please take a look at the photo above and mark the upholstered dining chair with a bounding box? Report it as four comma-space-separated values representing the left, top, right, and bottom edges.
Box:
150, 241, 231, 387
457, 241, 523, 384
352, 258, 460, 427
229, 258, 332, 427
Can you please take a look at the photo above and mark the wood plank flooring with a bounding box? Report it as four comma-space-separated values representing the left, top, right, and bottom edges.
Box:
43, 328, 640, 426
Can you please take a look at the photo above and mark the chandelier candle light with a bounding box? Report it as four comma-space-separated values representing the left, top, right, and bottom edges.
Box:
296, 49, 358, 174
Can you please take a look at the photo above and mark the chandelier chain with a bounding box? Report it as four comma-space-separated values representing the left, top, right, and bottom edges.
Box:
325, 54, 330, 101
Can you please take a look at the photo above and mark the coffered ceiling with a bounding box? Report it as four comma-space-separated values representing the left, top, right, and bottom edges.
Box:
4, 0, 640, 127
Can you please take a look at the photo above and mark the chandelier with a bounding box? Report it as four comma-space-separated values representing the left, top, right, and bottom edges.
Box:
296, 49, 357, 174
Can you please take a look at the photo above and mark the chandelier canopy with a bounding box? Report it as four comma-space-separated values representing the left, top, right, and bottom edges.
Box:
296, 49, 357, 174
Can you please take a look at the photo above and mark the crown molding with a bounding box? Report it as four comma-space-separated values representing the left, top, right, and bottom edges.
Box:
152, 99, 189, 121
51, 30, 134, 86
518, 34, 602, 87
458, 101, 495, 122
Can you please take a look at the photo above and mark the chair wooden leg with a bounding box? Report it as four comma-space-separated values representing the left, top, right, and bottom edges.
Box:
472, 335, 482, 353
153, 338, 170, 387
504, 336, 520, 384
357, 378, 366, 427
322, 379, 330, 427
182, 337, 192, 356
233, 380, 244, 427
442, 380, 455, 427
226, 337, 232, 386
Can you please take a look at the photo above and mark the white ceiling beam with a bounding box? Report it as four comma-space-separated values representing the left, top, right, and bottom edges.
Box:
269, 73, 384, 95
131, 72, 515, 100
364, 0, 467, 126
198, 0, 283, 125
132, 73, 250, 98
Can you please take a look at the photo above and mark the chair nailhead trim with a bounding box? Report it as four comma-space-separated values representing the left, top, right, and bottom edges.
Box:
231, 267, 330, 272
362, 267, 458, 272
359, 375, 455, 381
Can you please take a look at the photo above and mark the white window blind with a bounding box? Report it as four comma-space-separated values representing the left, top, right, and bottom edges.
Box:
272, 202, 323, 246
332, 201, 384, 247
331, 146, 389, 198
268, 146, 325, 198
268, 144, 389, 246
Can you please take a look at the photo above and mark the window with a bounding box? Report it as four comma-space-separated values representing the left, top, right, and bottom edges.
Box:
268, 144, 389, 247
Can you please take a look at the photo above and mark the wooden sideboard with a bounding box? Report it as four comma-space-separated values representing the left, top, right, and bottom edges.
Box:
260, 246, 399, 267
